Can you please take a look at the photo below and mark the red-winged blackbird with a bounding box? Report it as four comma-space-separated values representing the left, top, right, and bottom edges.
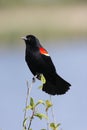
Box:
22, 35, 71, 95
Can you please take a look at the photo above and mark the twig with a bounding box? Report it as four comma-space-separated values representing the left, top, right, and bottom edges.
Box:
24, 77, 36, 119
23, 76, 36, 130
28, 108, 35, 130
50, 95, 56, 123
46, 110, 50, 130
24, 80, 30, 119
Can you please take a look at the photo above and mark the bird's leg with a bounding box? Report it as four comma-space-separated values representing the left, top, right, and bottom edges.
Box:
34, 73, 42, 80
32, 77, 36, 83
32, 75, 37, 83
32, 73, 45, 83
36, 74, 42, 80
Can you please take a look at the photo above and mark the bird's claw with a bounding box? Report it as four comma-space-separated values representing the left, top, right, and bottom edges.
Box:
32, 77, 36, 83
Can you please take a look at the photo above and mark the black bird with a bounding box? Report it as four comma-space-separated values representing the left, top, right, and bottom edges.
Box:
22, 35, 71, 95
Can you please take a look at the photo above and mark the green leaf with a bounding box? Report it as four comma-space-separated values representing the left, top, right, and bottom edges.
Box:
50, 123, 55, 128
56, 123, 61, 128
35, 100, 45, 107
26, 105, 32, 110
23, 117, 28, 128
46, 100, 53, 107
34, 113, 48, 120
30, 97, 35, 109
50, 123, 60, 130
38, 100, 44, 104
40, 74, 46, 84
45, 100, 53, 111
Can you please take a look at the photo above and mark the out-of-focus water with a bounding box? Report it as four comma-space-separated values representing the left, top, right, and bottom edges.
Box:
0, 39, 87, 130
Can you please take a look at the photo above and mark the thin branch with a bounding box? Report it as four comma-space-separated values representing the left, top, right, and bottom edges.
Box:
23, 76, 36, 130
28, 108, 35, 130
24, 76, 36, 119
46, 110, 50, 130
50, 95, 56, 123
24, 80, 30, 119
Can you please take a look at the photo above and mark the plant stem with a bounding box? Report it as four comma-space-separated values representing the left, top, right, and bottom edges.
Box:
46, 110, 50, 130
24, 81, 30, 119
24, 77, 36, 119
23, 76, 36, 130
50, 95, 56, 123
28, 109, 35, 130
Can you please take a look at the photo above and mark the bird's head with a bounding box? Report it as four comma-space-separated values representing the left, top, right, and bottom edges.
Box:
22, 35, 41, 48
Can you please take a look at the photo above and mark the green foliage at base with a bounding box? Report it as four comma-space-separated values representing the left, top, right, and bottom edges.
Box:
23, 97, 60, 130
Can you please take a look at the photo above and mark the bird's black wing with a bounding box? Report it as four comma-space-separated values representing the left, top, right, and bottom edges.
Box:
38, 47, 56, 73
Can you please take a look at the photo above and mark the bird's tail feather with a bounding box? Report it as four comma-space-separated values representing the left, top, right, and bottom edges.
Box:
42, 74, 71, 95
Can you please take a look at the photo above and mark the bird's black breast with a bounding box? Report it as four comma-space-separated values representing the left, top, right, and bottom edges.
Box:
25, 47, 56, 76
25, 48, 40, 75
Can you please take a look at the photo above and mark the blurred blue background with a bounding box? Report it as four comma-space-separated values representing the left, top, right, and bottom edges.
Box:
0, 0, 87, 130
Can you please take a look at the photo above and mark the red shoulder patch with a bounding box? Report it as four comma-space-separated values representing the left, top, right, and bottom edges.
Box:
39, 47, 49, 56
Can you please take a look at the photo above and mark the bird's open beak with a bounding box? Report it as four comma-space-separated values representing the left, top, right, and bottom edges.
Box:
21, 36, 27, 40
